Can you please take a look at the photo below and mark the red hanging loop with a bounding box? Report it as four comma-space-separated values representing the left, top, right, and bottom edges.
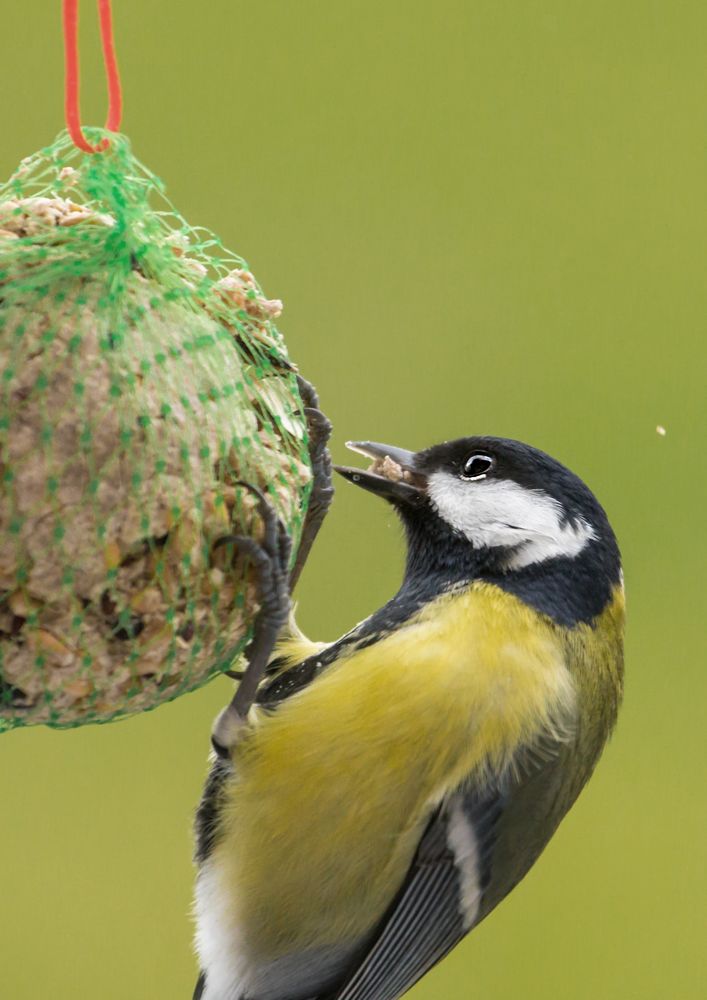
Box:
63, 0, 123, 153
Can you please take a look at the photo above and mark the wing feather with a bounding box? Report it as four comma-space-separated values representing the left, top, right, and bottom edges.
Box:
329, 790, 504, 1000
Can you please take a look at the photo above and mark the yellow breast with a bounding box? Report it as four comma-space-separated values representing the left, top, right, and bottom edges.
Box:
211, 583, 581, 958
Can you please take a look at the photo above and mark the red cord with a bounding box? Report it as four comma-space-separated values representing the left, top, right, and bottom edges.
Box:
63, 0, 123, 153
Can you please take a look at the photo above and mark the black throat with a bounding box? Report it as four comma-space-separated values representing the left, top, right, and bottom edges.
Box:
398, 500, 621, 628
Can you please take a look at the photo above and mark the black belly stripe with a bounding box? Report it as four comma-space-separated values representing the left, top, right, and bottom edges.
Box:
194, 755, 232, 864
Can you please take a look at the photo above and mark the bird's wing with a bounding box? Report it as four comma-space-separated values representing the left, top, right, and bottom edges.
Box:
258, 581, 439, 706
328, 788, 505, 1000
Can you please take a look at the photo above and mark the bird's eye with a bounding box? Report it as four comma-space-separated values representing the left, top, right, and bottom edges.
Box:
461, 454, 494, 481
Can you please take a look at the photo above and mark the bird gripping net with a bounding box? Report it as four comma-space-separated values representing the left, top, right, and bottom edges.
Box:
0, 129, 311, 731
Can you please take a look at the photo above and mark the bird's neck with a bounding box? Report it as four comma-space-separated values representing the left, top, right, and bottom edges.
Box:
401, 510, 502, 589
400, 509, 621, 627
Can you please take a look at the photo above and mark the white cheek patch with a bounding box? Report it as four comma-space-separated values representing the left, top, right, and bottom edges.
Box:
427, 471, 596, 569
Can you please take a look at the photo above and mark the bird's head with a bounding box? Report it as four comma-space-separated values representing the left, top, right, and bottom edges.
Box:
335, 436, 620, 585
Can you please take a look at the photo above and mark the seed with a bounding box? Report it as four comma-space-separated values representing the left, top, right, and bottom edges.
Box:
129, 586, 162, 615
65, 677, 92, 698
8, 590, 40, 618
27, 629, 74, 667
103, 542, 121, 570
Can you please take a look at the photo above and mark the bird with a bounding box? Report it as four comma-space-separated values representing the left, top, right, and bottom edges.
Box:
192, 434, 625, 1000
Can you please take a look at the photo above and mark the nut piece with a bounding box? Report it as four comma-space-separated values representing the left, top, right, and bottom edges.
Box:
370, 455, 414, 483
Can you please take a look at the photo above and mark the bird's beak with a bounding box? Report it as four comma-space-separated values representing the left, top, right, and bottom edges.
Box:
334, 441, 426, 506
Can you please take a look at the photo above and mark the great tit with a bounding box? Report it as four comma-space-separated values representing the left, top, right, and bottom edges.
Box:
193, 435, 624, 1000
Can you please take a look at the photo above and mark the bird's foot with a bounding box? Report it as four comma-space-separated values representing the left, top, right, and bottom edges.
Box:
211, 483, 292, 754
290, 374, 334, 590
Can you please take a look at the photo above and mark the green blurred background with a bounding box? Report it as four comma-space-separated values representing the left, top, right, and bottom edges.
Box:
1, 1, 705, 997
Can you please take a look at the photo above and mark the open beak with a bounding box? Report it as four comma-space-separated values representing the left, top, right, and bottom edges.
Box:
334, 441, 426, 506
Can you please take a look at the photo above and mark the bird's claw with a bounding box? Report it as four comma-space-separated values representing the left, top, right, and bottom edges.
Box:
290, 376, 334, 590
211, 483, 292, 752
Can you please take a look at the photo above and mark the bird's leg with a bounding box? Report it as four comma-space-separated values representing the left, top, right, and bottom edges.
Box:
221, 377, 330, 674
210, 484, 292, 753
289, 374, 334, 592
210, 377, 330, 744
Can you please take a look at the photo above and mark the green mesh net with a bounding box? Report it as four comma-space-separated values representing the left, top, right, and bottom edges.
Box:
0, 129, 311, 731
